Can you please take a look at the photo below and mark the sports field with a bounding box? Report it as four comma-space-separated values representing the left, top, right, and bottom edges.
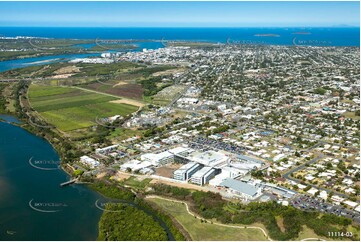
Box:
147, 197, 268, 241
28, 84, 138, 131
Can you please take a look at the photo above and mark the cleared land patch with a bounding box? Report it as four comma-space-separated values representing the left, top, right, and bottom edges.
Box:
109, 98, 145, 107
275, 216, 286, 233
81, 81, 144, 100
28, 84, 138, 131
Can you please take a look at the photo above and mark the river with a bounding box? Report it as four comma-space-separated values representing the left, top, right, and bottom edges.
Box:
0, 117, 103, 240
0, 53, 100, 73
0, 116, 174, 240
0, 41, 164, 73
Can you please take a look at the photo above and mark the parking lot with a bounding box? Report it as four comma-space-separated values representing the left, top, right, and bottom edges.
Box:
190, 136, 245, 155
291, 195, 360, 223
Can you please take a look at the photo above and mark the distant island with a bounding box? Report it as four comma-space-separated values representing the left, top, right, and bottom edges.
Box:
254, 33, 280, 37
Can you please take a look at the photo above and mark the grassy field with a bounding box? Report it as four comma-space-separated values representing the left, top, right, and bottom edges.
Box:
343, 111, 360, 120
296, 225, 345, 241
123, 176, 152, 190
28, 84, 138, 131
109, 127, 143, 141
147, 197, 268, 241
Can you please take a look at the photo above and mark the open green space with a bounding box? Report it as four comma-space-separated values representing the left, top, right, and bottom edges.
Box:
147, 197, 268, 241
343, 111, 360, 120
28, 84, 138, 131
74, 62, 140, 77
123, 176, 152, 190
296, 225, 343, 241
151, 184, 360, 241
109, 127, 143, 140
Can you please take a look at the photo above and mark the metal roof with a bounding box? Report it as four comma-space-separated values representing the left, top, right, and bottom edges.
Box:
220, 178, 259, 196
237, 154, 264, 164
192, 166, 214, 178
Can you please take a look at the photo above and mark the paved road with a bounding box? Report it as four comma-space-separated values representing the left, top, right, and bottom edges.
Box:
282, 154, 349, 199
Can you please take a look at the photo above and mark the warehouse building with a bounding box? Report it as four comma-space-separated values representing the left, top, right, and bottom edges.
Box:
220, 178, 262, 200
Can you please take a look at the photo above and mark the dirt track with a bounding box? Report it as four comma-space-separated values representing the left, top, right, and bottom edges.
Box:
110, 98, 145, 107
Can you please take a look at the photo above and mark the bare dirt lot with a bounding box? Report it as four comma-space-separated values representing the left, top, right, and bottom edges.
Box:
110, 98, 145, 107
114, 81, 128, 87
51, 66, 81, 78
155, 163, 182, 178
152, 68, 186, 77
113, 171, 131, 181
150, 179, 208, 192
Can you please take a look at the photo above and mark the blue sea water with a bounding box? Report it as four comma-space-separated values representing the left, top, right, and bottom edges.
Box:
0, 27, 359, 73
0, 27, 359, 46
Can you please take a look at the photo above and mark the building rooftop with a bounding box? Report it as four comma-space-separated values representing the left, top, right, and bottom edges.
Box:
220, 178, 259, 197
141, 151, 173, 161
237, 154, 264, 164
190, 150, 228, 166
174, 162, 198, 174
169, 146, 193, 155
192, 166, 214, 178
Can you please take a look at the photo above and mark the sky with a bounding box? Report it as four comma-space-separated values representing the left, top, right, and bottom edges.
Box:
0, 1, 359, 27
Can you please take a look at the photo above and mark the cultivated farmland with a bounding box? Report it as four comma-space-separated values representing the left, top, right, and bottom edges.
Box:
28, 84, 138, 131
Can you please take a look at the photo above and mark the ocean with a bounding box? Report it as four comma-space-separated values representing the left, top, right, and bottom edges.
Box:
0, 27, 359, 47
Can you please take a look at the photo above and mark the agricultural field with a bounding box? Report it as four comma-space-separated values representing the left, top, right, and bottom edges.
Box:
80, 80, 144, 100
28, 84, 138, 131
79, 65, 177, 100
147, 197, 268, 241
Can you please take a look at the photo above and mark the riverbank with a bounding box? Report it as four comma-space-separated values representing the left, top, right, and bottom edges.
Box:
88, 181, 186, 241
0, 103, 187, 241
0, 80, 81, 182
0, 119, 103, 240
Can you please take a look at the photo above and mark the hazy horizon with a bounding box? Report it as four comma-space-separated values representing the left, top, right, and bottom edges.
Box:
0, 1, 359, 28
